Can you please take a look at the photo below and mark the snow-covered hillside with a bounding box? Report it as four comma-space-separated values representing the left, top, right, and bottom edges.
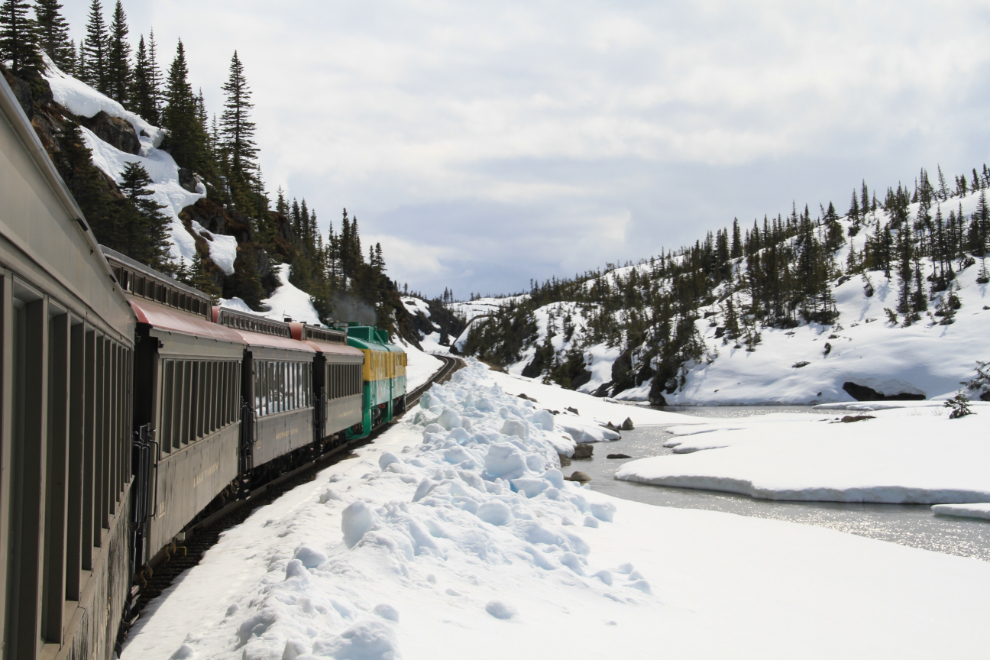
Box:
41, 55, 234, 272
464, 194, 989, 405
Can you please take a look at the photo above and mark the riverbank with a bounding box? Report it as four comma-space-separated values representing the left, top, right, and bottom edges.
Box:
123, 360, 990, 659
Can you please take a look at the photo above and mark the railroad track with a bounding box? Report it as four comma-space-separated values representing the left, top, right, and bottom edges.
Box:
129, 354, 463, 624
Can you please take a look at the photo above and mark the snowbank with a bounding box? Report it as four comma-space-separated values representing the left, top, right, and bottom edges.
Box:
123, 359, 990, 660
401, 339, 445, 391
932, 503, 990, 520
616, 404, 990, 503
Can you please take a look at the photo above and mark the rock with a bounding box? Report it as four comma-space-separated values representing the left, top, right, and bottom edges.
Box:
565, 471, 591, 483
792, 361, 810, 368
80, 110, 140, 155
714, 326, 726, 339
572, 444, 594, 460
620, 417, 634, 431
178, 167, 205, 194
606, 422, 618, 431
842, 382, 925, 402
516, 393, 538, 402
840, 415, 875, 423
2, 69, 33, 118
558, 453, 572, 467
607, 453, 631, 459
566, 407, 579, 415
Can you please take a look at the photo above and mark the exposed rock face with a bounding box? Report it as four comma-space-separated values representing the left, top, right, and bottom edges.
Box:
842, 382, 925, 402
80, 111, 140, 155
181, 198, 252, 243
2, 68, 33, 118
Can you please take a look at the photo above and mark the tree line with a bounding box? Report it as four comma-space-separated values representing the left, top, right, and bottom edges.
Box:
460, 166, 990, 396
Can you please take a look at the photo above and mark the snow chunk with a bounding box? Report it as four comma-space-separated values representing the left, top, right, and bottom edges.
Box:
476, 501, 512, 526
485, 600, 517, 620
342, 501, 378, 549
499, 419, 528, 440
483, 443, 529, 481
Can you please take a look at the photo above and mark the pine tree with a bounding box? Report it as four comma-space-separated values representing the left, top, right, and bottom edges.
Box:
147, 28, 162, 119
82, 0, 108, 93
119, 161, 172, 271
220, 50, 257, 176
130, 35, 157, 122
0, 0, 42, 76
162, 40, 208, 171
106, 0, 130, 104
33, 0, 72, 71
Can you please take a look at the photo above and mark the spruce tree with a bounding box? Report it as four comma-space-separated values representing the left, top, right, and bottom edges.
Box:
147, 28, 162, 120
130, 34, 157, 122
162, 40, 207, 171
119, 161, 172, 271
220, 50, 257, 176
106, 0, 130, 104
0, 0, 42, 76
34, 0, 72, 71
82, 0, 108, 93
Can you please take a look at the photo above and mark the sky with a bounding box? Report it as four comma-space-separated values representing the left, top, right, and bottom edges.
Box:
65, 0, 990, 299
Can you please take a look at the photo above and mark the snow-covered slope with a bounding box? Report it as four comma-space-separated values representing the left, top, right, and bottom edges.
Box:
471, 194, 990, 405
122, 360, 990, 660
41, 55, 231, 271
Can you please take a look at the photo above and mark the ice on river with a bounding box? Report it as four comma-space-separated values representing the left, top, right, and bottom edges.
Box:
122, 360, 990, 660
617, 402, 990, 503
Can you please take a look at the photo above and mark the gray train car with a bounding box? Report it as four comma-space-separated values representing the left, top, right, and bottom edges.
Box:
213, 308, 316, 475
101, 249, 246, 571
1, 78, 136, 659
289, 323, 365, 442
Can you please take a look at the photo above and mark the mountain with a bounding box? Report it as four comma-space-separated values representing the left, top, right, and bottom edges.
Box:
451, 178, 990, 405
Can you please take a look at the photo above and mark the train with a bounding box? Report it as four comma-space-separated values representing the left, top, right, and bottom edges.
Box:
0, 74, 405, 660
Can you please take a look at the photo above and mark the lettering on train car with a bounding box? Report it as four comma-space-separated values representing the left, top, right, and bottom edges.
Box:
193, 462, 220, 488
275, 427, 300, 441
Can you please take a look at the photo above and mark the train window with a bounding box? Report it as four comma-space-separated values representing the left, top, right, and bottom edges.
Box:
161, 360, 173, 455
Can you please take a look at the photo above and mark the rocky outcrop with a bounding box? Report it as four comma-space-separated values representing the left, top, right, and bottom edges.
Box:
80, 110, 140, 155
842, 382, 925, 402
181, 198, 252, 243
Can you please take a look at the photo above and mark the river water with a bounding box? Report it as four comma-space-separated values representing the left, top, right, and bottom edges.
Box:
565, 407, 990, 562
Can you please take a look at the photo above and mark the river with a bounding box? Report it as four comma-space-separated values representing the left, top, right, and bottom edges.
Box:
566, 407, 990, 562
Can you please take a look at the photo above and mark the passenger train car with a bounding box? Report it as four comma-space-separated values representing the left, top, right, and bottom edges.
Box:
0, 75, 406, 660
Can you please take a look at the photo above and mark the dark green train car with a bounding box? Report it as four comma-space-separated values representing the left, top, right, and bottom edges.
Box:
345, 324, 407, 438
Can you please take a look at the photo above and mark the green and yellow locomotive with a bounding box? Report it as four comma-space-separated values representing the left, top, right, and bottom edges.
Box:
344, 323, 407, 438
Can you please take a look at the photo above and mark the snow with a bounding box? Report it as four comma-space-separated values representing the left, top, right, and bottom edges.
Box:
260, 265, 322, 325
400, 339, 445, 391
218, 297, 257, 314
41, 53, 164, 147
122, 358, 990, 660
40, 54, 241, 272
616, 403, 990, 503
932, 503, 990, 520
401, 296, 431, 319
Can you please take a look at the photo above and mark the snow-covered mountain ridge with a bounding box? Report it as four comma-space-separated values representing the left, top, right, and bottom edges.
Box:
453, 185, 990, 405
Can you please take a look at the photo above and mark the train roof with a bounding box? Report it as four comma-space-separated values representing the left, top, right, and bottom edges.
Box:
102, 247, 213, 320
344, 324, 405, 353
130, 297, 246, 344
289, 322, 364, 357
0, 75, 135, 342
213, 307, 315, 355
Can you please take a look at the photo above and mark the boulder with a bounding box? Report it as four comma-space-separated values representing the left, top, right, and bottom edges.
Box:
840, 415, 875, 423
620, 417, 634, 431
607, 453, 631, 459
558, 453, 572, 467
80, 111, 140, 155
564, 471, 591, 483
572, 444, 594, 460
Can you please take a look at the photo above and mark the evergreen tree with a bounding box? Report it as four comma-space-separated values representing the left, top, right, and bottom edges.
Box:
82, 0, 108, 93
33, 0, 72, 71
220, 50, 257, 177
162, 40, 208, 171
106, 0, 130, 104
130, 34, 157, 122
147, 28, 162, 119
118, 161, 172, 271
0, 0, 42, 76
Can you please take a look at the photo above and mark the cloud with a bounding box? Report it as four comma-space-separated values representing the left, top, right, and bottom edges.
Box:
65, 0, 990, 297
